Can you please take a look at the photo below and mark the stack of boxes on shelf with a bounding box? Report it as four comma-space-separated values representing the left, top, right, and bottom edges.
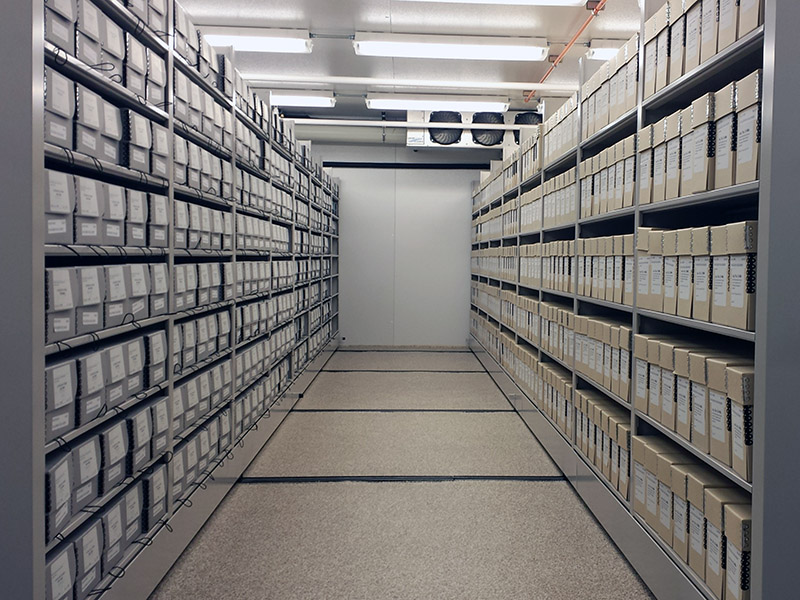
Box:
542, 167, 578, 229
42, 1, 340, 597
542, 95, 579, 165
520, 127, 542, 182
519, 186, 542, 234
581, 33, 639, 140
637, 221, 758, 331
577, 235, 635, 306
579, 134, 637, 219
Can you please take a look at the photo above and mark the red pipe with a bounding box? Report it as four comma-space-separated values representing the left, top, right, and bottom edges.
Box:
525, 0, 609, 102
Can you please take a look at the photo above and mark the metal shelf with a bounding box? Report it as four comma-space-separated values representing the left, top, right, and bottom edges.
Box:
44, 381, 167, 455
174, 348, 233, 384
575, 372, 631, 410
638, 181, 760, 215
174, 121, 232, 161
540, 287, 574, 302
643, 26, 765, 114
173, 300, 233, 321
45, 315, 168, 357
635, 411, 752, 493
539, 346, 574, 373
94, 0, 170, 56
542, 222, 576, 234
578, 206, 637, 226
44, 44, 168, 125
637, 308, 756, 342
44, 144, 168, 191
44, 244, 168, 258
173, 398, 233, 443
580, 108, 638, 154
543, 146, 578, 175
236, 157, 271, 182
234, 107, 269, 142
173, 53, 232, 110
520, 170, 543, 190
577, 295, 633, 314
174, 184, 234, 210
174, 249, 233, 259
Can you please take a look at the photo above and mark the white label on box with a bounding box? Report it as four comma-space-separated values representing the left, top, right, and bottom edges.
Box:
107, 185, 125, 218
644, 43, 656, 85
678, 256, 693, 300
51, 363, 74, 410
108, 303, 123, 318
80, 268, 102, 305
54, 458, 71, 507
85, 395, 102, 414
719, 0, 736, 32
638, 256, 650, 296
654, 145, 666, 187
657, 32, 668, 75
83, 1, 101, 37
710, 389, 728, 443
155, 402, 169, 434
85, 353, 104, 394
48, 68, 71, 117
106, 22, 123, 56
716, 115, 734, 171
666, 138, 680, 182
639, 152, 651, 191
151, 335, 165, 364
646, 471, 659, 516
713, 256, 729, 307
737, 105, 758, 166
634, 461, 646, 503
81, 222, 97, 238
659, 482, 672, 529
50, 120, 68, 142
686, 6, 701, 63
693, 125, 709, 180
48, 217, 67, 235
107, 424, 126, 463
664, 256, 677, 298
108, 345, 126, 383
78, 180, 100, 217
694, 256, 710, 303
186, 382, 199, 408
731, 402, 746, 460
132, 147, 146, 165
186, 442, 197, 469
78, 442, 99, 482
152, 265, 168, 295
125, 489, 140, 526
105, 223, 120, 238
83, 526, 101, 571
650, 258, 663, 296
690, 505, 705, 555
128, 342, 143, 373
674, 496, 688, 543
662, 375, 674, 415
130, 264, 148, 296
103, 103, 120, 138
730, 255, 750, 308
649, 367, 662, 410
702, 0, 717, 44
693, 383, 707, 434
635, 358, 648, 400
51, 269, 74, 311
620, 448, 629, 485
82, 91, 100, 129
106, 504, 124, 546
707, 521, 722, 575
48, 171, 71, 213
49, 550, 73, 600
682, 132, 694, 183
103, 141, 117, 161
727, 541, 743, 599
107, 266, 126, 301
677, 377, 690, 426
152, 468, 166, 503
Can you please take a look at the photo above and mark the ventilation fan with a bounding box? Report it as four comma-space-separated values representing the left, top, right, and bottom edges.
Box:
513, 111, 543, 144
471, 112, 505, 146
428, 111, 463, 145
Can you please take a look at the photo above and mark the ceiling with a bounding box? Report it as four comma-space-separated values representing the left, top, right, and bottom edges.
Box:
180, 0, 645, 143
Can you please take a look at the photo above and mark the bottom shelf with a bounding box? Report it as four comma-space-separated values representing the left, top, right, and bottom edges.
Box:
468, 336, 713, 600
99, 338, 339, 600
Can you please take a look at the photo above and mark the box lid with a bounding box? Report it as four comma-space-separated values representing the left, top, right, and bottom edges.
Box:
737, 70, 762, 110
725, 221, 758, 254
692, 93, 715, 126
725, 502, 753, 550
727, 365, 755, 405
705, 486, 751, 529
715, 82, 737, 118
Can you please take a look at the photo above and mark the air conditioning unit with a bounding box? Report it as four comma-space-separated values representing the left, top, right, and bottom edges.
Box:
407, 110, 542, 149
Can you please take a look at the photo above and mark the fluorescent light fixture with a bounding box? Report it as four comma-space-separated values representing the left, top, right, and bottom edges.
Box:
586, 47, 620, 61
365, 94, 510, 112
393, 0, 585, 5
270, 91, 336, 108
202, 27, 312, 53
353, 33, 547, 61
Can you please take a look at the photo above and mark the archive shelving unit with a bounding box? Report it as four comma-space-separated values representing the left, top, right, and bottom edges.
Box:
1, 1, 339, 598
469, 1, 799, 599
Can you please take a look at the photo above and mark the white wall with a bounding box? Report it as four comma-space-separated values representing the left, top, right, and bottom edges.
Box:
320, 145, 477, 347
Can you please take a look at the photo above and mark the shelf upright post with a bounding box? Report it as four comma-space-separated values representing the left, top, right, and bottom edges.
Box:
572, 56, 585, 450
0, 2, 45, 598
752, 1, 800, 597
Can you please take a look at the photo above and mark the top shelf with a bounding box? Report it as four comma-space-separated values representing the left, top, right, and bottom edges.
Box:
174, 53, 232, 111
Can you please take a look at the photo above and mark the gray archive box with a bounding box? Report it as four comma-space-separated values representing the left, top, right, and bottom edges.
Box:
45, 169, 76, 244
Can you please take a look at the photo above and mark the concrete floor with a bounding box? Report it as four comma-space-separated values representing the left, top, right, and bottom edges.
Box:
150, 349, 654, 600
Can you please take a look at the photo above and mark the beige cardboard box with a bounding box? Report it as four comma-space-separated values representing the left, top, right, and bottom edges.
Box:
659, 340, 687, 431
613, 143, 625, 211
623, 134, 637, 207
689, 350, 744, 454
725, 502, 752, 600
624, 234, 635, 307
715, 82, 737, 188
710, 224, 730, 326
674, 347, 693, 442
717, 0, 739, 51
736, 70, 762, 185
669, 2, 687, 84
649, 230, 665, 313
700, 0, 719, 63
618, 421, 632, 499
625, 34, 640, 112
705, 487, 751, 598
684, 0, 703, 72
619, 325, 632, 402
647, 338, 663, 419
671, 462, 717, 563
644, 443, 684, 530
655, 2, 671, 92
728, 364, 754, 482
633, 436, 673, 522
687, 473, 733, 579
691, 226, 712, 321
657, 452, 696, 545
633, 334, 650, 412
638, 125, 654, 204
708, 357, 753, 467
665, 110, 683, 200
723, 220, 758, 330
643, 11, 660, 99
680, 107, 695, 197
692, 93, 716, 192
637, 227, 653, 309
652, 118, 668, 203
738, 0, 763, 38
613, 235, 625, 305
676, 228, 695, 318
662, 231, 679, 315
